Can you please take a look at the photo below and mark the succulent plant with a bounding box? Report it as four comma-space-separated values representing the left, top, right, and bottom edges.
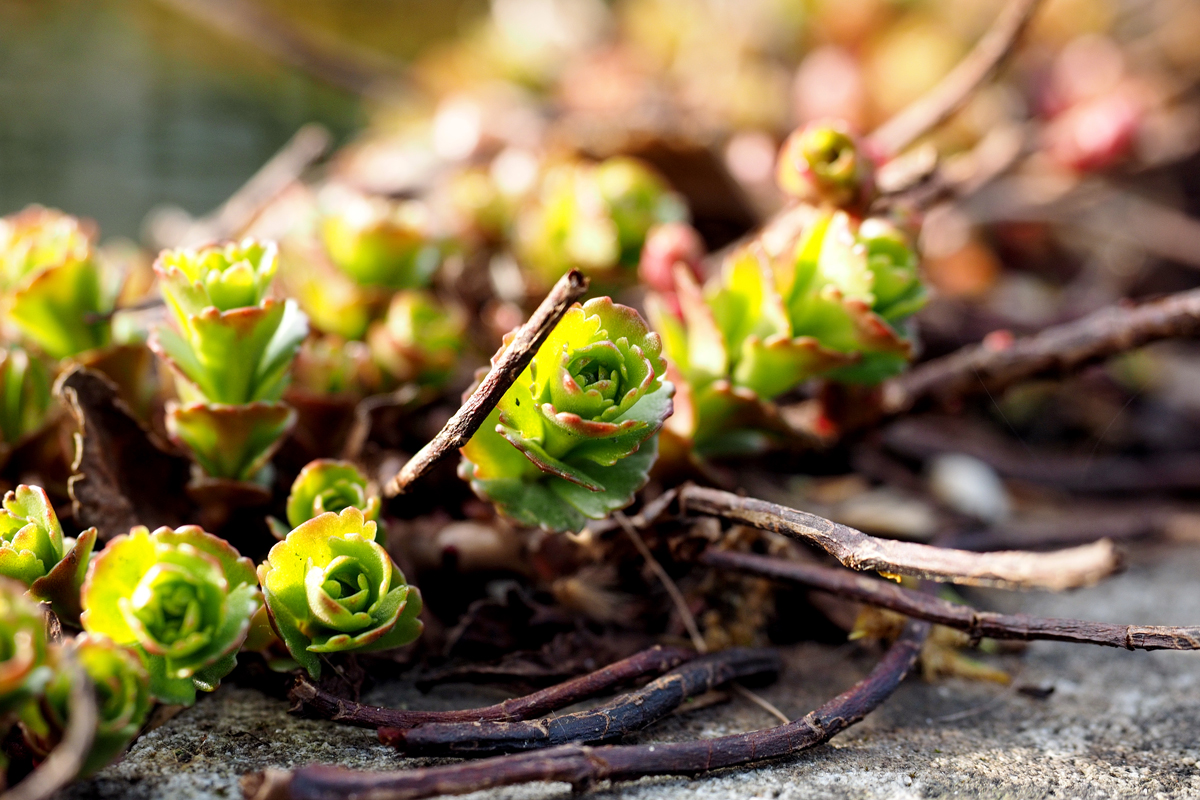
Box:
0, 579, 51, 718
23, 634, 151, 777
0, 347, 51, 452
150, 239, 308, 482
80, 525, 260, 705
367, 290, 467, 388
775, 121, 875, 209
460, 297, 673, 532
0, 206, 112, 360
515, 157, 687, 285
319, 190, 443, 289
647, 209, 924, 456
285, 459, 381, 530
0, 485, 97, 622
257, 506, 423, 679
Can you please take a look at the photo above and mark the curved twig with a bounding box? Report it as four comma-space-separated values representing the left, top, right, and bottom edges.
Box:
881, 287, 1200, 415
384, 270, 589, 496
290, 645, 693, 729
866, 0, 1044, 157
380, 648, 781, 756
243, 622, 930, 800
1, 656, 97, 800
678, 484, 1120, 590
702, 549, 1200, 651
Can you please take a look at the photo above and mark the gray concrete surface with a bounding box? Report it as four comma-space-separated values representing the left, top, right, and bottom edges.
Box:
58, 540, 1200, 799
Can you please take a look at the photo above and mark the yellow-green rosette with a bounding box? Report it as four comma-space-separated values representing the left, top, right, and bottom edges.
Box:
257, 506, 423, 679
80, 525, 261, 705
460, 297, 673, 532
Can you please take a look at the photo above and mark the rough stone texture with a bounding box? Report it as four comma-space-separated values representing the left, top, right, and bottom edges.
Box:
58, 540, 1200, 799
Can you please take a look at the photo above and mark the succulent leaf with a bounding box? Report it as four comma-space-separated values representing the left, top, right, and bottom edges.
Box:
285, 459, 381, 529
166, 401, 296, 482
257, 507, 423, 679
0, 578, 52, 721
367, 290, 467, 388
319, 191, 443, 289
460, 297, 673, 532
80, 526, 260, 705
0, 485, 96, 621
0, 347, 51, 448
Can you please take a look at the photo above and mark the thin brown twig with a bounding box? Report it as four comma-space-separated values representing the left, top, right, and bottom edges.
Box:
702, 549, 1200, 651
677, 484, 1120, 590
614, 511, 707, 653
2, 656, 97, 800
384, 270, 589, 496
379, 649, 782, 757
289, 645, 694, 729
866, 0, 1045, 157
881, 287, 1200, 415
242, 621, 930, 800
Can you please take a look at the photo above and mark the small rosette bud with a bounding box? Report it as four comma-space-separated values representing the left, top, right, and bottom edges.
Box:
257, 506, 423, 679
0, 206, 111, 359
0, 485, 97, 621
24, 635, 151, 777
776, 121, 875, 209
367, 290, 467, 388
286, 459, 381, 529
516, 157, 687, 285
80, 526, 261, 705
319, 189, 444, 289
460, 297, 673, 532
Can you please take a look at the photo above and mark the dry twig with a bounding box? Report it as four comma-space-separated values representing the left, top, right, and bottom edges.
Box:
384, 270, 589, 496
702, 549, 1200, 651
614, 511, 707, 652
290, 645, 693, 729
243, 621, 930, 800
866, 0, 1044, 157
379, 649, 781, 756
880, 287, 1200, 415
678, 484, 1119, 590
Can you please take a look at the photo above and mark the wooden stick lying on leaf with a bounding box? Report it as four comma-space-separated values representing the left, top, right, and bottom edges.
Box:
290, 645, 693, 729
243, 622, 930, 800
384, 270, 589, 496
703, 549, 1200, 651
381, 648, 780, 756
678, 484, 1119, 590
881, 287, 1200, 415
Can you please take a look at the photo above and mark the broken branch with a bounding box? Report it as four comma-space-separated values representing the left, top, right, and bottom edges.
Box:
678, 484, 1119, 590
702, 548, 1200, 651
384, 270, 589, 496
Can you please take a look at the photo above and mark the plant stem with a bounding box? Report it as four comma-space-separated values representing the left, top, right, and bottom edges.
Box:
384, 270, 589, 496
243, 622, 930, 800
290, 645, 693, 730
677, 484, 1119, 590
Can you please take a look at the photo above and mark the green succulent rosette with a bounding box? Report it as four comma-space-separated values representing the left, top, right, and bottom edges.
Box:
460, 297, 673, 532
0, 206, 112, 360
0, 346, 51, 451
367, 290, 467, 388
285, 459, 381, 529
319, 190, 443, 289
150, 239, 308, 481
80, 525, 261, 705
257, 506, 423, 679
24, 634, 151, 777
647, 208, 925, 456
0, 485, 97, 622
515, 157, 687, 286
775, 121, 876, 210
0, 578, 52, 720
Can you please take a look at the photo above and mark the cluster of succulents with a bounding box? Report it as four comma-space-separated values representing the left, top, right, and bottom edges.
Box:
646, 124, 925, 456
151, 239, 308, 483
460, 297, 674, 532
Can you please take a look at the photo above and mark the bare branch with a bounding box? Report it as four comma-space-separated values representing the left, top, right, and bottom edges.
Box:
290, 645, 693, 729
882, 287, 1200, 415
702, 549, 1200, 651
678, 484, 1119, 590
380, 649, 781, 757
242, 622, 930, 800
866, 0, 1045, 157
384, 270, 589, 496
